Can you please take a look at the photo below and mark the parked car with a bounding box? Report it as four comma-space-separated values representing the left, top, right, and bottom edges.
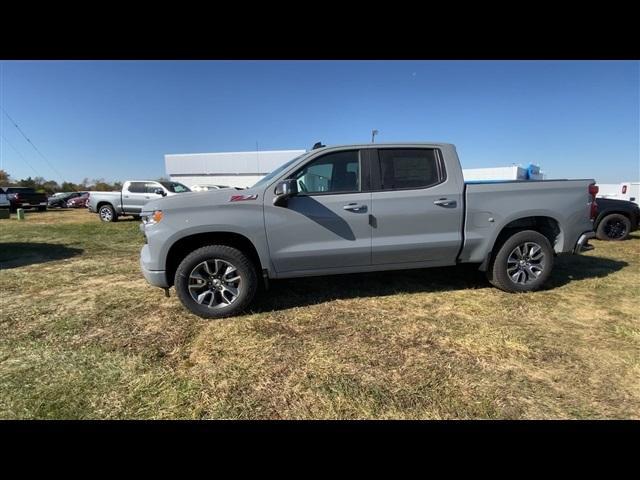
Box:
1, 187, 48, 212
66, 192, 90, 208
48, 191, 89, 208
191, 184, 231, 192
139, 142, 598, 319
88, 180, 191, 222
0, 190, 9, 209
593, 197, 640, 241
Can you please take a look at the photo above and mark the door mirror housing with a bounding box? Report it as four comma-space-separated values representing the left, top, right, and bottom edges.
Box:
273, 179, 298, 207
154, 188, 166, 196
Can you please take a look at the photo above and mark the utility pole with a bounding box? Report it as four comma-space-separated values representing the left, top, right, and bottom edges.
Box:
371, 129, 379, 143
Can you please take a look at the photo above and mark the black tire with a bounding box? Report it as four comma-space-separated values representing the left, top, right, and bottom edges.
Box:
596, 213, 631, 241
487, 230, 554, 293
175, 245, 258, 319
37, 206, 47, 212
98, 204, 118, 222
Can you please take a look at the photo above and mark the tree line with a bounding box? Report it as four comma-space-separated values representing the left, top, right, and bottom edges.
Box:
0, 170, 169, 195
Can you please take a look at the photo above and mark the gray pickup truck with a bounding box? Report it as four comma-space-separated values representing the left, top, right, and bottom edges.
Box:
139, 143, 598, 319
88, 180, 191, 222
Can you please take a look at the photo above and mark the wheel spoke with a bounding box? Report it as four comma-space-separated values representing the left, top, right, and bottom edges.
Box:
196, 290, 211, 304
214, 259, 225, 275
222, 284, 238, 297
201, 261, 212, 275
529, 244, 542, 260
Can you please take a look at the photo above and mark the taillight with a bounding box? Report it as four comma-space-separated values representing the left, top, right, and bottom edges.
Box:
589, 183, 598, 220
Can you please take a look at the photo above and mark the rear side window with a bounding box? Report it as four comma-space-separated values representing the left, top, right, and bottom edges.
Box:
128, 182, 146, 193
379, 149, 442, 190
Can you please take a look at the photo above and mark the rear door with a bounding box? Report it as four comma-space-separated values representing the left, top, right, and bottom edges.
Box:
122, 182, 148, 214
264, 149, 372, 273
370, 148, 463, 266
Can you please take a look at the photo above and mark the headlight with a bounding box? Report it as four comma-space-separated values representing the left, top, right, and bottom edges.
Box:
142, 210, 163, 225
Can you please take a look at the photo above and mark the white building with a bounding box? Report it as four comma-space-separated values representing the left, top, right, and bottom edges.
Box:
165, 149, 306, 189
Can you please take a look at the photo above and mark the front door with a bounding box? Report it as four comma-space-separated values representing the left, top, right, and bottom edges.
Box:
370, 148, 463, 266
264, 149, 372, 274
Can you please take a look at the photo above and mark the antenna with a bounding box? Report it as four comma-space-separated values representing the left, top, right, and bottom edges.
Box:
371, 129, 379, 143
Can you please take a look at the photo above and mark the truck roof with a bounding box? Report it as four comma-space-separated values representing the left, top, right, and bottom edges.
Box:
312, 142, 456, 151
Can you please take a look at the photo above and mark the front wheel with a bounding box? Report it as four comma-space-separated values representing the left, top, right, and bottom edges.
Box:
487, 230, 554, 293
596, 213, 631, 241
98, 204, 118, 222
174, 245, 258, 319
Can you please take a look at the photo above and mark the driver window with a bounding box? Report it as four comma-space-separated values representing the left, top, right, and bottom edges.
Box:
145, 183, 163, 194
293, 150, 360, 194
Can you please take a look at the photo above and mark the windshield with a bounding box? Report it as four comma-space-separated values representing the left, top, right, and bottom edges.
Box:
251, 153, 308, 189
160, 181, 191, 193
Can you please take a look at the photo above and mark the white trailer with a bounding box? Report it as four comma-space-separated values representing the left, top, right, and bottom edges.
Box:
596, 182, 639, 205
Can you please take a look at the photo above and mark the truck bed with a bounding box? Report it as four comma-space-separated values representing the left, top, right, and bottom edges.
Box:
459, 179, 595, 265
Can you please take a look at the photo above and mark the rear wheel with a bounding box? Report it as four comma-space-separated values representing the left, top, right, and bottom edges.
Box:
487, 230, 554, 293
596, 213, 631, 241
98, 204, 118, 222
174, 245, 258, 319
37, 206, 47, 212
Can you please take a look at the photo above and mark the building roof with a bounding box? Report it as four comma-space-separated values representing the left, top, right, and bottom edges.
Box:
165, 149, 306, 176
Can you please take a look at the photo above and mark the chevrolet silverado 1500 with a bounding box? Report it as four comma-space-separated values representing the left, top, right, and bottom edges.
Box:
139, 143, 598, 319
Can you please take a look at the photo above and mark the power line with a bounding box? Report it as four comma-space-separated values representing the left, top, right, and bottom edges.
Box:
1, 107, 64, 178
1, 133, 42, 178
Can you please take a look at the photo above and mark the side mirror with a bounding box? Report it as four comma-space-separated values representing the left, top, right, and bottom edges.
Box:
273, 179, 298, 207
154, 188, 166, 197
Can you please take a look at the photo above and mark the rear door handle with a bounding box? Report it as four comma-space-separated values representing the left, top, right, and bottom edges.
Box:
343, 203, 367, 212
434, 198, 457, 207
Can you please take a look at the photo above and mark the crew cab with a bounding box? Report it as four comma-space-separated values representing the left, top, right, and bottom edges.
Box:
88, 180, 191, 222
139, 142, 598, 319
0, 187, 48, 212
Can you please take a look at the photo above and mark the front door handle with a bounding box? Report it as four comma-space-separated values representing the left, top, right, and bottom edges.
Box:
343, 203, 367, 212
434, 198, 457, 207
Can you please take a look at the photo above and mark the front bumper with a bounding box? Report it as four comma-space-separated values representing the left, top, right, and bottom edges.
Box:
574, 231, 596, 254
140, 244, 169, 288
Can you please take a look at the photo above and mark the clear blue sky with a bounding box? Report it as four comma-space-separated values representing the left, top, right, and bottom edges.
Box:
0, 60, 638, 184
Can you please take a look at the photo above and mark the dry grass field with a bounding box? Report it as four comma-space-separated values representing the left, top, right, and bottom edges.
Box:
1, 208, 638, 419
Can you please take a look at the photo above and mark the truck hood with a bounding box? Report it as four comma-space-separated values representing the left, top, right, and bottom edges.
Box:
143, 188, 261, 212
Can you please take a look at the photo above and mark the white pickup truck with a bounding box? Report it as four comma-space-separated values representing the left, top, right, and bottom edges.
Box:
88, 180, 191, 222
